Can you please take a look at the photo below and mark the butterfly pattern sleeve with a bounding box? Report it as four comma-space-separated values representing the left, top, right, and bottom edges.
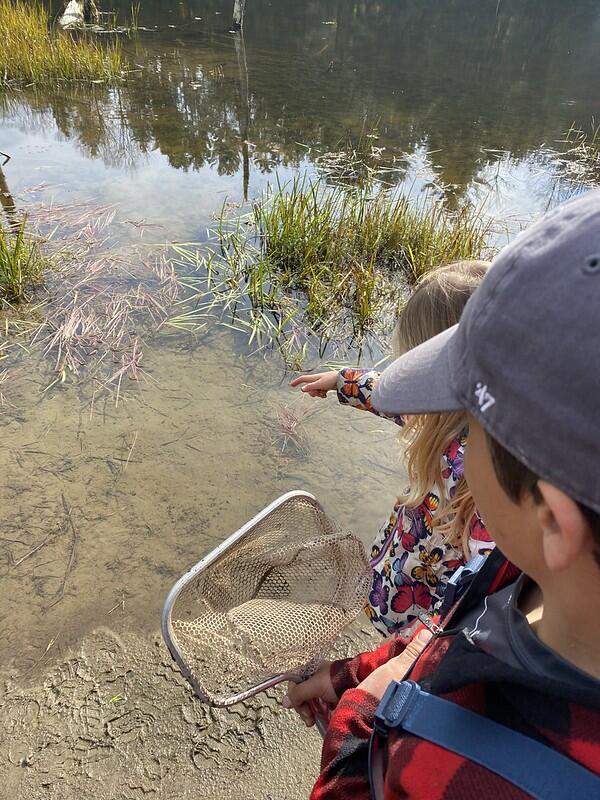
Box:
366, 431, 496, 639
336, 367, 404, 426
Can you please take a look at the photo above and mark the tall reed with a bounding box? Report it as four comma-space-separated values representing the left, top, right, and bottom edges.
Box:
171, 176, 493, 367
251, 176, 491, 329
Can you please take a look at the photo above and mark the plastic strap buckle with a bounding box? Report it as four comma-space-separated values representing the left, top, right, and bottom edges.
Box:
373, 680, 422, 737
439, 553, 487, 617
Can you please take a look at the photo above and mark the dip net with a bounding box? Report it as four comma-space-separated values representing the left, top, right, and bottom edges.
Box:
162, 492, 371, 706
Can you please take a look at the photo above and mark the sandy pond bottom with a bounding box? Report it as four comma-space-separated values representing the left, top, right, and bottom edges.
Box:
0, 325, 398, 798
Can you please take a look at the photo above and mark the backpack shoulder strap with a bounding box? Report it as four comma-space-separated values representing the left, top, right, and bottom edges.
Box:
368, 680, 600, 800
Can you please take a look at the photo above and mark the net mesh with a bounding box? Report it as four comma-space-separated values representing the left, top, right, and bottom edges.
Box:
166, 494, 371, 705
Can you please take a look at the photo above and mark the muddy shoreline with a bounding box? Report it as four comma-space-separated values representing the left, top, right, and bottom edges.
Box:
0, 623, 378, 799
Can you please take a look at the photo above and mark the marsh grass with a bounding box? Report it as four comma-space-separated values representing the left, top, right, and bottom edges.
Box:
254, 175, 490, 310
129, 2, 141, 32
0, 221, 44, 302
560, 120, 600, 186
0, 0, 122, 85
171, 175, 492, 367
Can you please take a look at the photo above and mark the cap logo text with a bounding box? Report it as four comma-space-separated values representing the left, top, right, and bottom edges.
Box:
474, 382, 495, 413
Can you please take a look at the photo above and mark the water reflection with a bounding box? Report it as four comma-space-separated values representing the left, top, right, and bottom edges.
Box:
3, 0, 599, 212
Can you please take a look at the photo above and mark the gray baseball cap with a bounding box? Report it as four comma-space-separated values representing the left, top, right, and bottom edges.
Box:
372, 188, 600, 512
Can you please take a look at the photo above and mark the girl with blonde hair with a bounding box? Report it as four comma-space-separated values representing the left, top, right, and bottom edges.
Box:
291, 260, 494, 638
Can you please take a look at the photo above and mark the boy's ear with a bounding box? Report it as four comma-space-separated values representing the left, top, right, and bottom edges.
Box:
537, 481, 589, 572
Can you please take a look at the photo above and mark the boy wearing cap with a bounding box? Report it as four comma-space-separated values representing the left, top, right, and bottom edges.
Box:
284, 190, 600, 798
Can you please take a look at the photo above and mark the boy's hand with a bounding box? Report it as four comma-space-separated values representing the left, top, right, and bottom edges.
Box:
357, 628, 433, 700
289, 371, 338, 399
282, 662, 337, 727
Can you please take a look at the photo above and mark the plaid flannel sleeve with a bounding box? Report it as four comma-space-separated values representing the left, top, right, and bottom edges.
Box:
309, 688, 378, 800
330, 636, 406, 698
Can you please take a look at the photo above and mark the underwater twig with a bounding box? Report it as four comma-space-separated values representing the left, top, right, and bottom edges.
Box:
22, 629, 62, 677
48, 493, 77, 609
122, 430, 138, 471
10, 530, 54, 568
107, 591, 126, 615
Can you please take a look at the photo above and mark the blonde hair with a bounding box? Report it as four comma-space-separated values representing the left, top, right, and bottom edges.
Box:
394, 261, 491, 556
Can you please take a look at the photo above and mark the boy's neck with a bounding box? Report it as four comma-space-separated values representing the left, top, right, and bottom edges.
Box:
521, 580, 600, 680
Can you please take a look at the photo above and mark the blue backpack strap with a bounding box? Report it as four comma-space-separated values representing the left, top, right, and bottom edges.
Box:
368, 680, 600, 800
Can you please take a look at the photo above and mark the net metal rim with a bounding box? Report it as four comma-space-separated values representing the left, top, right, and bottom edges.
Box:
161, 490, 324, 706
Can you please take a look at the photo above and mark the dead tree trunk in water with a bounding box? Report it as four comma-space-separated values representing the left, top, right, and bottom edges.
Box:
234, 33, 250, 199
0, 166, 19, 231
230, 0, 246, 33
83, 0, 98, 22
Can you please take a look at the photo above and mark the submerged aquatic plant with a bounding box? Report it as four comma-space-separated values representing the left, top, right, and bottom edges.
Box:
0, 195, 183, 406
0, 221, 44, 302
170, 175, 492, 367
272, 401, 318, 454
0, 0, 122, 85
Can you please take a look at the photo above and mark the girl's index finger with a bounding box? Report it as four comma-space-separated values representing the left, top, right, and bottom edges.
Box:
289, 374, 320, 387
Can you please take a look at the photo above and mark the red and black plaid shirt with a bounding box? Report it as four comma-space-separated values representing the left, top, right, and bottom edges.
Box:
311, 562, 600, 800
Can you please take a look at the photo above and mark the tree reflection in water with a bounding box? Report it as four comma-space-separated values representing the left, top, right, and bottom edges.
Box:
3, 0, 600, 199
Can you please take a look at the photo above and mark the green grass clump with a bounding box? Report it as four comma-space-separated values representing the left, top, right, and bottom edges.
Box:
251, 176, 491, 328
0, 222, 44, 301
0, 0, 122, 85
171, 175, 492, 368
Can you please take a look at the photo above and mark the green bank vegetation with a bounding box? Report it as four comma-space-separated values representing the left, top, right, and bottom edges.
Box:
0, 0, 122, 85
0, 221, 44, 302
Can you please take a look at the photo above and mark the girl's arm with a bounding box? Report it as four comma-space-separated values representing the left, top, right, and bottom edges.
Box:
291, 368, 404, 426
336, 367, 378, 412
337, 368, 404, 426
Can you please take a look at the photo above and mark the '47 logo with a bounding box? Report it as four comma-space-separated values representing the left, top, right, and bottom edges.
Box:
474, 382, 495, 412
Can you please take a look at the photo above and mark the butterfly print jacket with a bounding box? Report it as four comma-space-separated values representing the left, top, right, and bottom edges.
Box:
337, 367, 494, 639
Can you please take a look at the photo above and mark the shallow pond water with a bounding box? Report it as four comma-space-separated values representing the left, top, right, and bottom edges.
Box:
2, 0, 600, 675
0, 326, 400, 669
0, 2, 599, 796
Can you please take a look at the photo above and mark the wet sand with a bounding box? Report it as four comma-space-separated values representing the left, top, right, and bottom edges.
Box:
1, 623, 380, 799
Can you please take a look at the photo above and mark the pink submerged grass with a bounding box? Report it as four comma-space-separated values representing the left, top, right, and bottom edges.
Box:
273, 400, 319, 454
1, 194, 183, 408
